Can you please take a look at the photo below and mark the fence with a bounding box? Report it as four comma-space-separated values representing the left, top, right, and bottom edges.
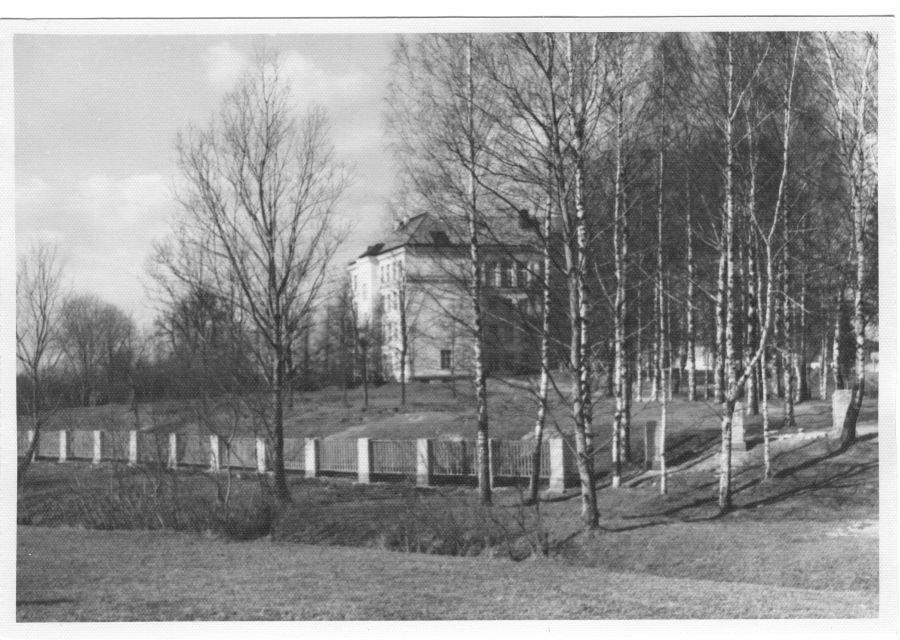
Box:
17, 429, 582, 491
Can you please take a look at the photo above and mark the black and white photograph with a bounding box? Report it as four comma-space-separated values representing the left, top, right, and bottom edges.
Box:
2, 12, 894, 628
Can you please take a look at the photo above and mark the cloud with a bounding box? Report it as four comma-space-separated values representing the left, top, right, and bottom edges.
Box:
205, 41, 248, 91
17, 171, 176, 326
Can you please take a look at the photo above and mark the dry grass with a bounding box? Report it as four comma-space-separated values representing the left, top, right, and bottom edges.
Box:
18, 427, 879, 598
17, 525, 876, 620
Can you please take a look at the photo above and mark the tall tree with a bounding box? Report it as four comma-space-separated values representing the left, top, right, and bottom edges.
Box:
387, 34, 498, 504
818, 32, 878, 447
16, 243, 64, 480
155, 51, 350, 501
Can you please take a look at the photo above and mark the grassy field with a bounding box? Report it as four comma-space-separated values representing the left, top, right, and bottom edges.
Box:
17, 525, 876, 620
18, 425, 879, 618
17, 380, 881, 620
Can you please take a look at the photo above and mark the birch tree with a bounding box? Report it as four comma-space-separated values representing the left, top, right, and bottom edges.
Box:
387, 34, 498, 504
818, 32, 878, 447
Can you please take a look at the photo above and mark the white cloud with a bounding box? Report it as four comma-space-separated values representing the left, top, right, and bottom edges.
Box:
205, 42, 248, 91
17, 171, 176, 326
279, 49, 368, 108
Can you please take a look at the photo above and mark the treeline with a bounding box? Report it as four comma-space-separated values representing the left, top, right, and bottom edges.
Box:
15, 281, 388, 415
387, 32, 877, 518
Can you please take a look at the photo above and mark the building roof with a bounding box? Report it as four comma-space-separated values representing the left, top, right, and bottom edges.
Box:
355, 211, 542, 261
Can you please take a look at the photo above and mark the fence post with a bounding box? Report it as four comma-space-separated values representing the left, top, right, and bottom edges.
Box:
58, 430, 68, 463
256, 437, 268, 474
830, 389, 854, 439
128, 430, 138, 465
357, 438, 373, 484
168, 433, 178, 469
646, 421, 660, 470
548, 438, 572, 493
488, 438, 500, 489
92, 430, 103, 464
416, 438, 433, 487
209, 434, 220, 472
305, 437, 319, 479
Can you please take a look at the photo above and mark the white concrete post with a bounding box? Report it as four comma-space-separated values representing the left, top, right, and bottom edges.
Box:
168, 433, 178, 469
548, 438, 571, 493
357, 438, 373, 484
92, 430, 103, 464
209, 434, 221, 471
256, 437, 267, 474
304, 438, 319, 479
26, 430, 35, 462
416, 438, 433, 487
488, 438, 500, 489
643, 421, 655, 470
831, 389, 853, 438
58, 430, 68, 463
128, 430, 138, 465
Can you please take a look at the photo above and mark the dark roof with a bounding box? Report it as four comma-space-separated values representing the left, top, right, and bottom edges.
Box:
355, 211, 542, 260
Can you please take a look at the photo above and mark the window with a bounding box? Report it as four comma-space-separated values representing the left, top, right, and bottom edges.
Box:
500, 261, 513, 288
516, 262, 528, 287
483, 262, 496, 288
440, 349, 452, 370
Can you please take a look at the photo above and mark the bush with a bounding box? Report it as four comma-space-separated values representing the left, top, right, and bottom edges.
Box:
18, 463, 275, 541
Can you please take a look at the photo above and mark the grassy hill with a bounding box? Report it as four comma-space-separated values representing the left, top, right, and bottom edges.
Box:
18, 378, 879, 444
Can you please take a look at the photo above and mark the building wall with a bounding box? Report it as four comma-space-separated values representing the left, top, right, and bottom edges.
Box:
350, 244, 543, 381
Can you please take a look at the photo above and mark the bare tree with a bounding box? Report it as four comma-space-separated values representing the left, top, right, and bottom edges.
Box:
16, 243, 64, 480
387, 34, 498, 505
155, 51, 350, 502
59, 294, 135, 406
818, 32, 878, 447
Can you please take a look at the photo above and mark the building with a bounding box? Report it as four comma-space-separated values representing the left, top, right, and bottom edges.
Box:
348, 212, 544, 381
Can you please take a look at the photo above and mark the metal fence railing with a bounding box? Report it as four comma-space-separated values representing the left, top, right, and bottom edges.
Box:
319, 440, 357, 473
371, 440, 417, 475
18, 429, 587, 491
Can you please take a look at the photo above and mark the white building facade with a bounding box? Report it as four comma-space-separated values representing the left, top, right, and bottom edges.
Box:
348, 213, 544, 382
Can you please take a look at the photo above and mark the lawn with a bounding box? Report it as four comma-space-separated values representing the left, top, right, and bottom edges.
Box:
18, 376, 878, 446
17, 525, 876, 620
18, 426, 879, 603
17, 381, 881, 620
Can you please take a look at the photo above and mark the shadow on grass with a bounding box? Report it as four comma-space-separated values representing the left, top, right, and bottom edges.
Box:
609, 433, 878, 526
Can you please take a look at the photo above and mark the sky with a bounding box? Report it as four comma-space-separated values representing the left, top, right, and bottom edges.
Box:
15, 33, 398, 328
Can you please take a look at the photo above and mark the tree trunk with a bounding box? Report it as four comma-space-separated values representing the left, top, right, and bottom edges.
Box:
842, 187, 868, 447
566, 33, 599, 528
528, 200, 553, 503
795, 271, 809, 402
464, 36, 492, 506
636, 283, 644, 402
271, 345, 291, 502
714, 246, 727, 405
820, 323, 829, 400
781, 259, 795, 429
612, 98, 628, 488
718, 35, 737, 511
833, 291, 845, 390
